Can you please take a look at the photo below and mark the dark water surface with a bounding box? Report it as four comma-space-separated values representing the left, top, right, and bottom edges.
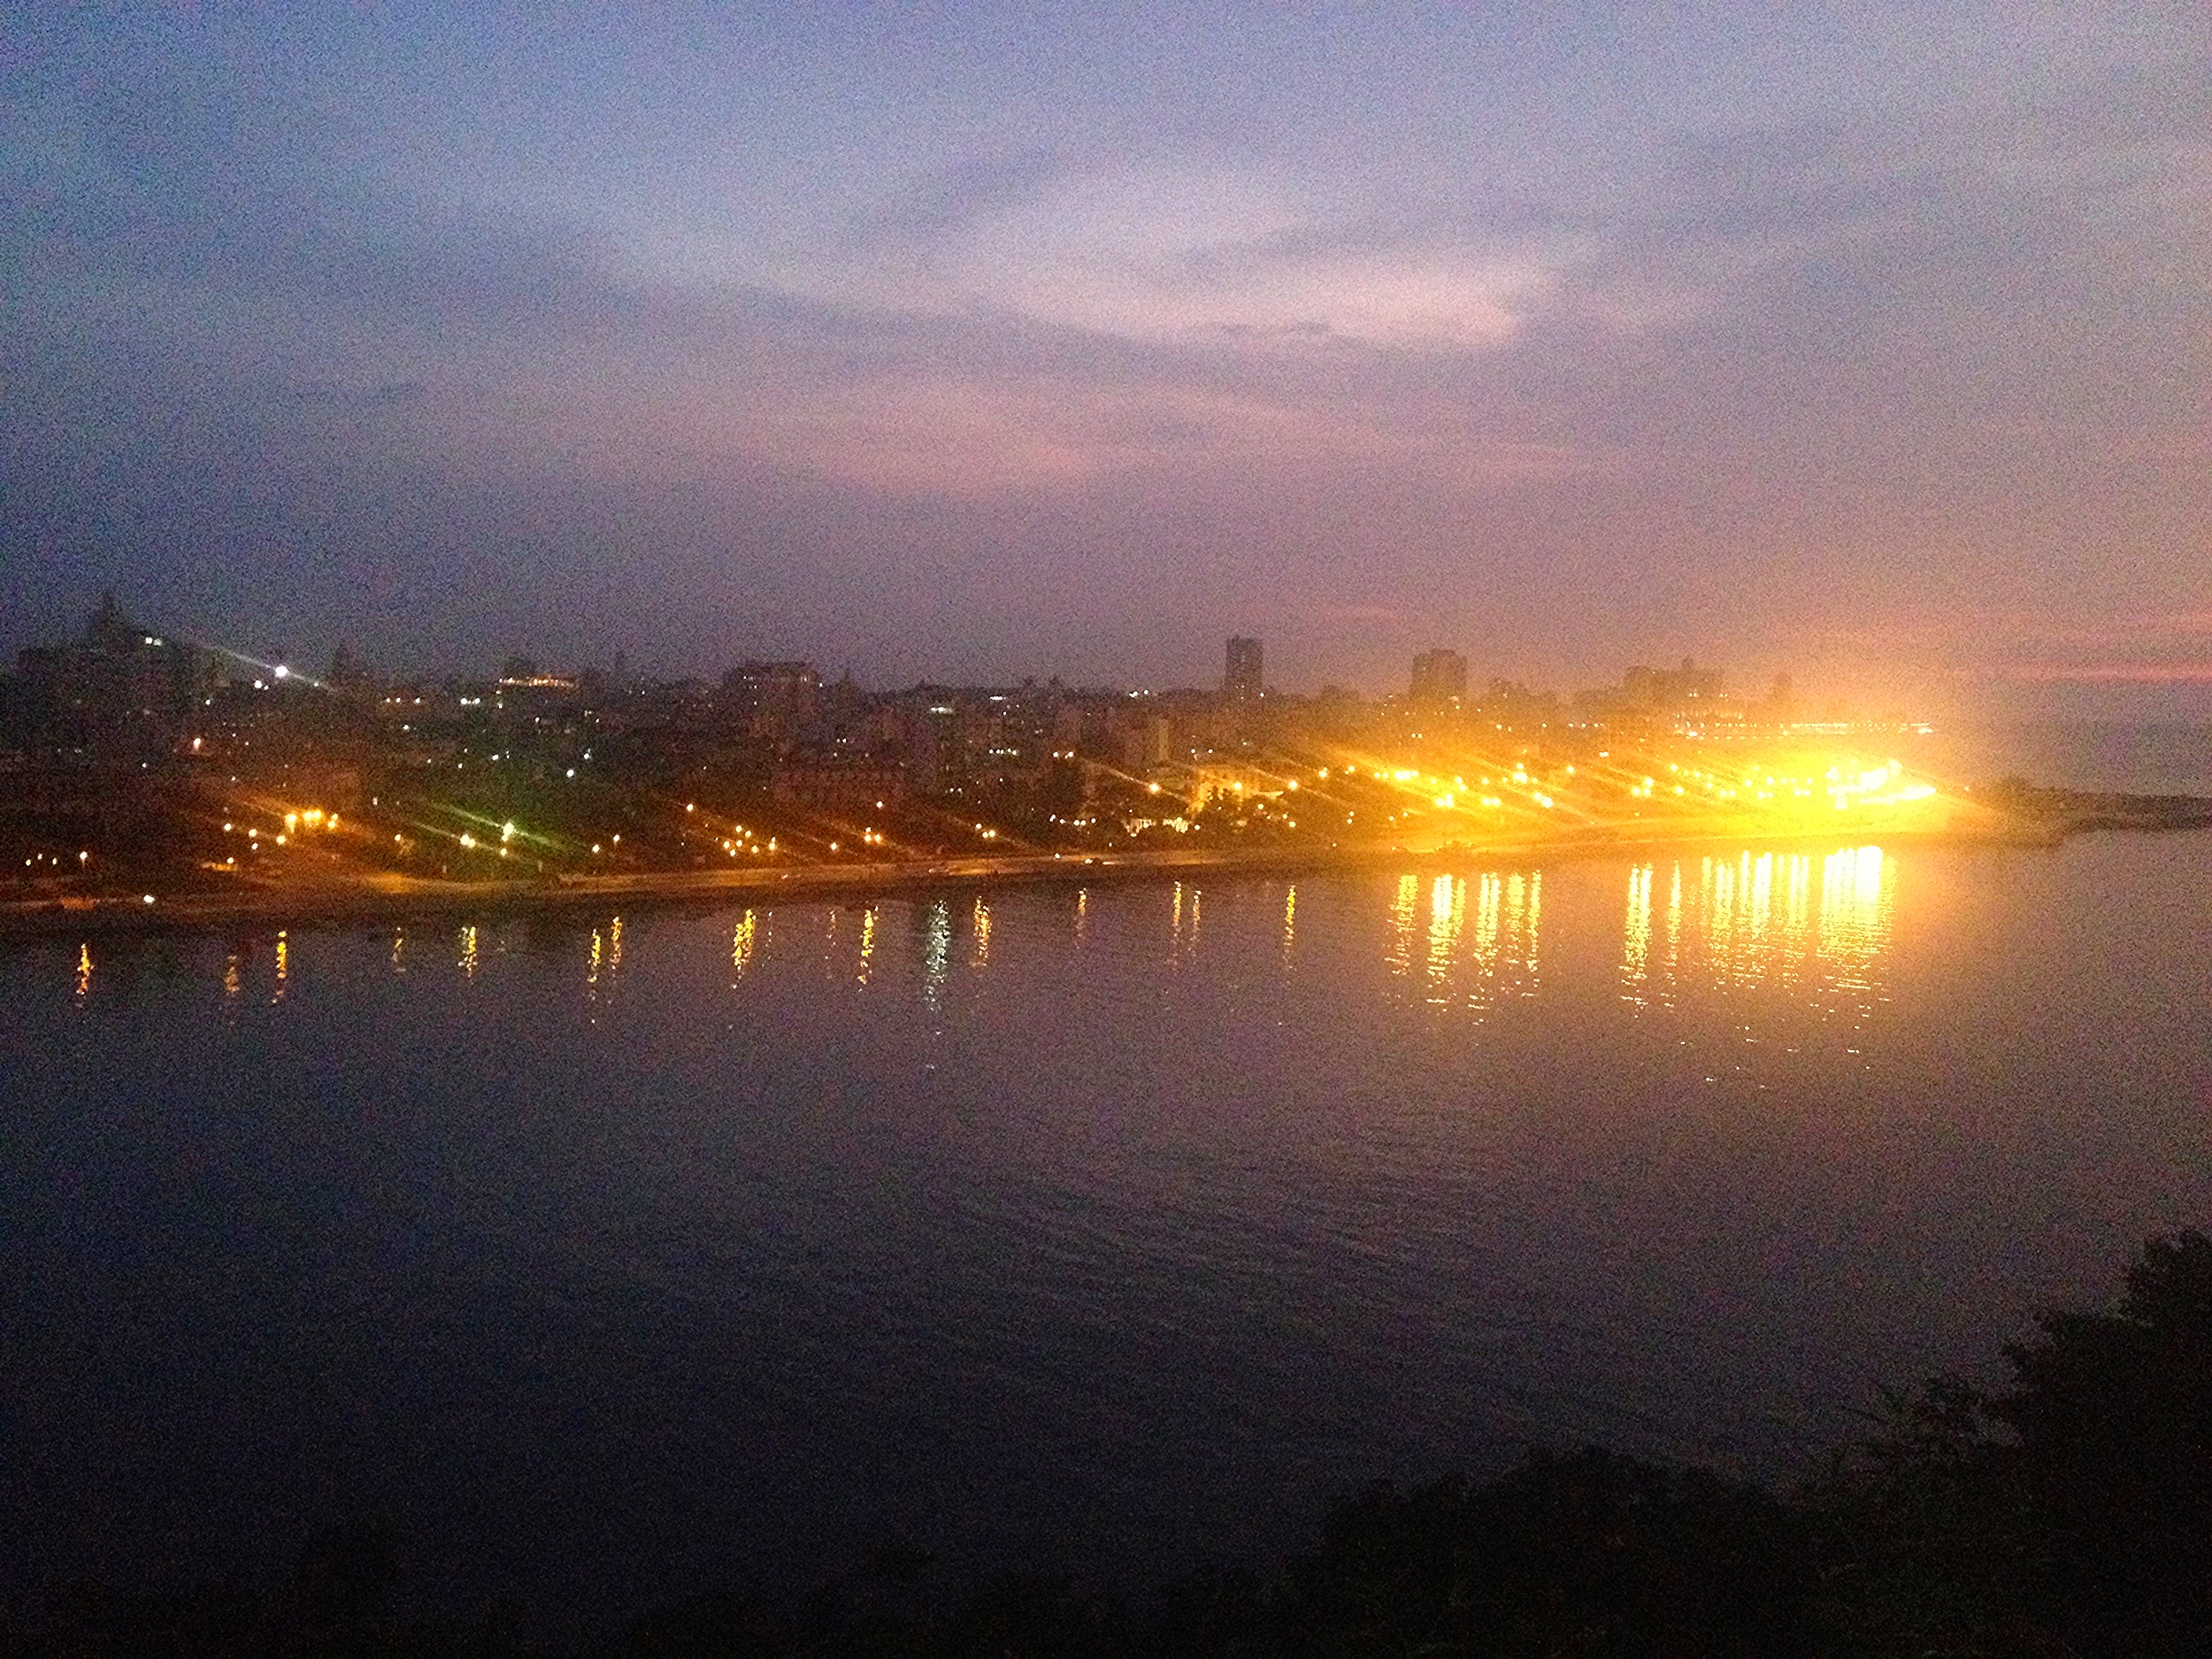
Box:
1905, 719, 2212, 795
5, 833, 2210, 1627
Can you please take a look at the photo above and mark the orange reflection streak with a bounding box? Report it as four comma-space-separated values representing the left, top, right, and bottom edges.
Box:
1399, 870, 1540, 1017
1622, 865, 1653, 1007
74, 943, 92, 1002
921, 898, 950, 1010
731, 910, 757, 982
1663, 864, 1684, 1010
1519, 873, 1540, 985
1818, 846, 1894, 1042
1476, 872, 1540, 1014
1388, 874, 1419, 976
1474, 872, 1502, 975
1620, 845, 1894, 1033
1707, 856, 1734, 978
1424, 873, 1463, 1005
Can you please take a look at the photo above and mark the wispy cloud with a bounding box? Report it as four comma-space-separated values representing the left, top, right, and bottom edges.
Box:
806, 157, 1565, 348
3, 4, 2206, 693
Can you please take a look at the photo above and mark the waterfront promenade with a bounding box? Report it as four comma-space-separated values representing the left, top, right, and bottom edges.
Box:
12, 790, 2206, 940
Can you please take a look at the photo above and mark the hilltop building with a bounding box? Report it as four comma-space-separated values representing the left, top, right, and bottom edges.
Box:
9, 593, 206, 763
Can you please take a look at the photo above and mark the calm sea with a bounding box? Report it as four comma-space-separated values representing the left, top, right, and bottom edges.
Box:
4, 759, 2209, 1628
1903, 719, 2212, 795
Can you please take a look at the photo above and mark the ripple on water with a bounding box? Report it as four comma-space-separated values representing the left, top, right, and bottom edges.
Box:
3, 835, 2210, 1622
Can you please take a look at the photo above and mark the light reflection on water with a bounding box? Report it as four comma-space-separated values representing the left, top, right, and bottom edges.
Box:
1387, 872, 1417, 975
43, 842, 1902, 1097
730, 910, 757, 982
1398, 870, 1542, 1016
60, 848, 1893, 1046
1169, 879, 1192, 964
921, 895, 951, 1010
58, 842, 1905, 1077
11, 835, 2211, 1626
1620, 846, 1894, 1037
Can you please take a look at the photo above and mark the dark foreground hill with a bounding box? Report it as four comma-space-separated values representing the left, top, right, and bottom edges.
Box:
8, 1232, 2210, 1658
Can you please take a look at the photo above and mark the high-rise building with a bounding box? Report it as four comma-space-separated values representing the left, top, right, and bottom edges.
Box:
1224, 636, 1263, 703
1409, 648, 1468, 705
722, 660, 823, 748
1621, 658, 1724, 713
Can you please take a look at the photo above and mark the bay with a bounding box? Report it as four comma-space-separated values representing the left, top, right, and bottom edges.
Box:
4, 828, 2209, 1629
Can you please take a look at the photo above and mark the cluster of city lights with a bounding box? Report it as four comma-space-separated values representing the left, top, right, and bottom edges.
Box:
123, 727, 1954, 904
685, 802, 778, 859
216, 805, 342, 853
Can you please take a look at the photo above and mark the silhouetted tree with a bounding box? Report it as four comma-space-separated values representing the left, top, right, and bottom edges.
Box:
1998, 1230, 2212, 1656
1275, 1450, 1810, 1657
1809, 1230, 2212, 1656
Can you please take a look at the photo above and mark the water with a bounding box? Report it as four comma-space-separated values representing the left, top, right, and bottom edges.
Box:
1905, 720, 2212, 795
4, 831, 2211, 1632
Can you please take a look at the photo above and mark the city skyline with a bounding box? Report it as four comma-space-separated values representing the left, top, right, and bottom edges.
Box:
4, 588, 1821, 715
4, 4, 2208, 715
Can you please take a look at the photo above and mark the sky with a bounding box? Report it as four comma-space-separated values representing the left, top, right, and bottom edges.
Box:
3, 2, 2208, 710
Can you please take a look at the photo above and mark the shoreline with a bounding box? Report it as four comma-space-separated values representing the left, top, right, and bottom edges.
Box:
9, 803, 2204, 941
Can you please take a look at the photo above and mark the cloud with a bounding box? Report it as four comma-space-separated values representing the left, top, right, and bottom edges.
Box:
814, 157, 1563, 348
850, 149, 1077, 240
3, 7, 2206, 695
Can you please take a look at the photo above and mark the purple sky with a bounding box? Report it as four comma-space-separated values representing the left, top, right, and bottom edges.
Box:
4, 4, 2207, 710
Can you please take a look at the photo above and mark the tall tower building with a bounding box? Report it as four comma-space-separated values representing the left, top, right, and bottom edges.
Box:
1224, 636, 1263, 703
1409, 648, 1468, 705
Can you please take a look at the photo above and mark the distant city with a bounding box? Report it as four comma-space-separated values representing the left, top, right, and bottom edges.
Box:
0, 592, 1985, 910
